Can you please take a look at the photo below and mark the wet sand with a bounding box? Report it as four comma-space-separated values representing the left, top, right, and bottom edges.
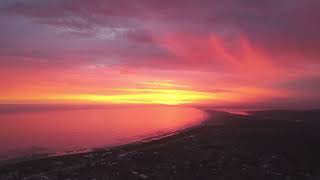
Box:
1, 109, 320, 180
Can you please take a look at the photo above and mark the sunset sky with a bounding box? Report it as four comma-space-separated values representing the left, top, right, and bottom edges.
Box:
0, 0, 320, 108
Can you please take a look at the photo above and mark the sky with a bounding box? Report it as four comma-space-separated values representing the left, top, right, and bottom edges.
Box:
0, 0, 320, 108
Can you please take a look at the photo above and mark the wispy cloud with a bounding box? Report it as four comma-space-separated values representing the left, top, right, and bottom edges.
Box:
0, 0, 320, 107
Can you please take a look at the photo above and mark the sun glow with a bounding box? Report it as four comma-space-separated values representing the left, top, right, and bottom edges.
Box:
0, 79, 224, 105
0, 77, 284, 106
52, 88, 217, 105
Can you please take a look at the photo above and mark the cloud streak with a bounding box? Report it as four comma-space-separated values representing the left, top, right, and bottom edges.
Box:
0, 0, 320, 107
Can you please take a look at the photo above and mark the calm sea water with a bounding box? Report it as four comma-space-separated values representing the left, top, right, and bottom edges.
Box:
0, 105, 205, 161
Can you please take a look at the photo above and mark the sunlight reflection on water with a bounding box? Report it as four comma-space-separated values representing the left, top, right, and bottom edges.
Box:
0, 105, 205, 161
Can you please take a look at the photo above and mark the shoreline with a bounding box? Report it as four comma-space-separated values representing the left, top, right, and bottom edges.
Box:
0, 109, 209, 166
0, 124, 203, 167
2, 109, 320, 179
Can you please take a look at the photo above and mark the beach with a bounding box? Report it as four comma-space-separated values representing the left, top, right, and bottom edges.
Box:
1, 109, 320, 180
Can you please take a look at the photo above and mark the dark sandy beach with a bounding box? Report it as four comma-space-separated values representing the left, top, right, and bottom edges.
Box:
1, 109, 320, 180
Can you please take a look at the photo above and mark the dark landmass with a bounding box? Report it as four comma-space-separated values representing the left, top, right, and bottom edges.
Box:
1, 109, 320, 180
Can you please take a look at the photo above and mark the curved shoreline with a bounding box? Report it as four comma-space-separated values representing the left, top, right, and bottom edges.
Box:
2, 109, 320, 180
0, 108, 210, 166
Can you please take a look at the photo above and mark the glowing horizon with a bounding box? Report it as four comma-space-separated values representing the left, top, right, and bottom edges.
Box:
0, 80, 220, 105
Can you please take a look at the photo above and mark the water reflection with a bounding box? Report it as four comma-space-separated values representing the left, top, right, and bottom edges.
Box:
0, 105, 205, 160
